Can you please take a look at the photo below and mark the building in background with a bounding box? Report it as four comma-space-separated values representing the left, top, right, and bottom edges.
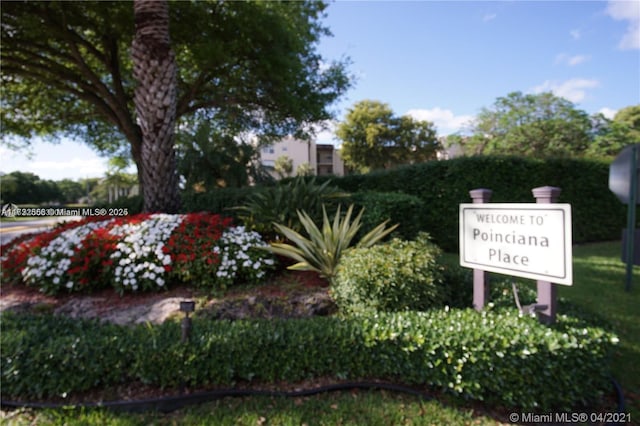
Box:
259, 136, 348, 178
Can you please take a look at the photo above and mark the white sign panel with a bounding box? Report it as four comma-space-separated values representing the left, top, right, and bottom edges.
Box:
459, 203, 573, 285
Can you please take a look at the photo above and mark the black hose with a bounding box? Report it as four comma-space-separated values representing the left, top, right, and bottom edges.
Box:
1, 377, 626, 418
607, 377, 626, 426
1, 381, 433, 413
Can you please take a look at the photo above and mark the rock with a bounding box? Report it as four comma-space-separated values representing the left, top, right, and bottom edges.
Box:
198, 290, 336, 320
54, 298, 105, 318
1, 283, 337, 325
53, 297, 186, 326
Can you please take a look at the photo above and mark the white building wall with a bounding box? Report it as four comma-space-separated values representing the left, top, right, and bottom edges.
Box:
260, 137, 316, 177
259, 136, 348, 178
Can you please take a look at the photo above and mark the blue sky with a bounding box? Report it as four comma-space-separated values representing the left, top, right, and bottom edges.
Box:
1, 0, 639, 181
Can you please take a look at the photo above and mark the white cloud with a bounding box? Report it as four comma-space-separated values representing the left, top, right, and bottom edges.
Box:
483, 13, 497, 22
606, 0, 640, 50
570, 29, 582, 40
316, 129, 336, 145
531, 78, 600, 103
555, 53, 590, 66
598, 107, 618, 119
0, 140, 111, 180
31, 157, 106, 174
568, 54, 590, 66
313, 120, 339, 145
405, 108, 474, 135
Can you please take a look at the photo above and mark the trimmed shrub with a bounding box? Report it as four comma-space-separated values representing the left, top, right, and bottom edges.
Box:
99, 194, 143, 215
439, 262, 473, 308
324, 156, 625, 251
349, 191, 425, 240
180, 187, 256, 218
99, 187, 255, 218
331, 234, 445, 314
1, 310, 617, 411
438, 260, 541, 310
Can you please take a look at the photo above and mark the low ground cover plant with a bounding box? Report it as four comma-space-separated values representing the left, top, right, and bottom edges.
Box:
0, 213, 276, 294
1, 308, 617, 411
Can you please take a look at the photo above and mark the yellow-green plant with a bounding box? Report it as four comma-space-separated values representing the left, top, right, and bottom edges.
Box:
268, 204, 398, 279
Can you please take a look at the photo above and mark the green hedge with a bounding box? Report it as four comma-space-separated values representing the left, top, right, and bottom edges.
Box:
349, 191, 425, 240
97, 195, 143, 215
320, 156, 625, 251
1, 310, 616, 411
179, 187, 256, 218
99, 188, 256, 218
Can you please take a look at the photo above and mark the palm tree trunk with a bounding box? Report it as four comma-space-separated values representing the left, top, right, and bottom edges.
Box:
131, 0, 180, 213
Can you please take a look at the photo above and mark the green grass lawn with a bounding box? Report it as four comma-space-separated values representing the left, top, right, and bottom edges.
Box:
566, 241, 639, 418
0, 391, 506, 426
1, 241, 636, 425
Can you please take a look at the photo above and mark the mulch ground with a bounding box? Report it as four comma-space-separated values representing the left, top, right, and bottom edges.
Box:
0, 270, 329, 315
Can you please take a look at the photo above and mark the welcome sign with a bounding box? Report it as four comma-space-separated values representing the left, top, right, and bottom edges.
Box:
459, 203, 573, 285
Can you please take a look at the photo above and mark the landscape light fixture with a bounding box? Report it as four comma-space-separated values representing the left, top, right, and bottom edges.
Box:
180, 300, 195, 343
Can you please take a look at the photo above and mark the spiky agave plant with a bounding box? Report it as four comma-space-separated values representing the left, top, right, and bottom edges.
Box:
267, 204, 398, 280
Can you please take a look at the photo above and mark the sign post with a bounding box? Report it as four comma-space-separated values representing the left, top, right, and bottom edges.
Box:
532, 186, 562, 324
624, 148, 637, 292
460, 189, 572, 324
609, 144, 639, 292
469, 189, 492, 311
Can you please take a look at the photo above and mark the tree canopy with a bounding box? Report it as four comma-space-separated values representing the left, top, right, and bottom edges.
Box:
462, 92, 638, 159
335, 100, 440, 173
464, 91, 595, 158
1, 1, 351, 188
0, 171, 62, 204
613, 105, 640, 142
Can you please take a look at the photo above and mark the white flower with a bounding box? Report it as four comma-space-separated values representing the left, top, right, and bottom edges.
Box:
21, 218, 115, 290
108, 214, 184, 291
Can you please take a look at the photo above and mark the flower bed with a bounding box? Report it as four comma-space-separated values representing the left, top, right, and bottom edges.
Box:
1, 213, 276, 294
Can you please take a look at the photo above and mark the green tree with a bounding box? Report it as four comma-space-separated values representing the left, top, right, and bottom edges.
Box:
614, 105, 640, 142
466, 91, 593, 158
336, 100, 440, 173
585, 105, 640, 159
1, 1, 351, 211
275, 155, 294, 179
80, 177, 101, 205
0, 171, 61, 204
56, 179, 85, 204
